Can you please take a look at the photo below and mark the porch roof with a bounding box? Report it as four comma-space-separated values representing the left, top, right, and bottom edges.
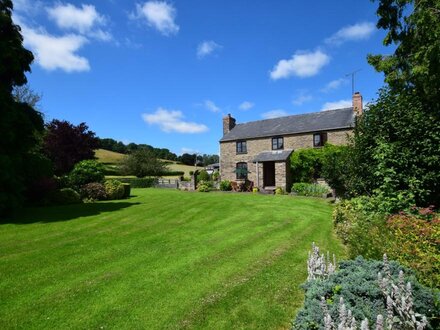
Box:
252, 149, 293, 162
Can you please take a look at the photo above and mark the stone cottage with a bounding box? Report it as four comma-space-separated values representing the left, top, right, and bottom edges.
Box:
219, 92, 363, 192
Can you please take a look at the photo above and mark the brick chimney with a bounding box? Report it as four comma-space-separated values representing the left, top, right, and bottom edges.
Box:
352, 92, 363, 115
223, 114, 236, 135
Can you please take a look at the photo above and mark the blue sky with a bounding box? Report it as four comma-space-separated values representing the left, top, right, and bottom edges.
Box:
13, 0, 390, 155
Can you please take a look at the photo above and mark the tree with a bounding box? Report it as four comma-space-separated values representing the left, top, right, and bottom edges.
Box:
43, 120, 99, 175
12, 84, 42, 109
339, 1, 440, 207
0, 0, 45, 214
121, 149, 168, 178
179, 153, 197, 166
368, 0, 440, 107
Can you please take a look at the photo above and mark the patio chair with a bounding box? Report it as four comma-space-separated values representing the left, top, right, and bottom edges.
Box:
245, 180, 254, 192
231, 181, 239, 192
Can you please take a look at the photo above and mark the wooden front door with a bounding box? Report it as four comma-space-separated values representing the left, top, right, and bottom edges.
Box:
263, 162, 275, 187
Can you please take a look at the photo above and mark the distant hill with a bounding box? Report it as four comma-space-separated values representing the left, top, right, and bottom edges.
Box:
94, 149, 125, 164
94, 149, 203, 177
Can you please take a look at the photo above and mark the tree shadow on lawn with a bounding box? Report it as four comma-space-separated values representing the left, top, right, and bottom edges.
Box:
1, 200, 141, 224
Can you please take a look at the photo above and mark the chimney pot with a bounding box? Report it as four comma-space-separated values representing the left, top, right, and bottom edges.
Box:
223, 114, 236, 135
353, 92, 363, 115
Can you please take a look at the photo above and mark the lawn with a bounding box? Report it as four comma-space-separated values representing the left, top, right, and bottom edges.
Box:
0, 189, 344, 329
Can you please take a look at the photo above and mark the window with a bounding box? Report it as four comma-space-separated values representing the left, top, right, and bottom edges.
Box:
236, 162, 248, 180
236, 141, 247, 154
272, 137, 284, 150
313, 132, 327, 147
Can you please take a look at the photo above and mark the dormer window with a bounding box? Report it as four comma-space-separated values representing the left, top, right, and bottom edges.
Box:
236, 140, 247, 154
272, 137, 284, 150
313, 132, 327, 147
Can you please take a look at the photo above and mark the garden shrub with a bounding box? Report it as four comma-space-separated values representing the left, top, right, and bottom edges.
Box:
197, 180, 212, 192
80, 182, 107, 201
220, 180, 232, 191
50, 188, 82, 205
386, 208, 440, 288
212, 171, 220, 181
333, 197, 389, 259
117, 177, 156, 188
68, 160, 104, 189
160, 170, 185, 176
122, 183, 131, 198
293, 257, 439, 329
104, 179, 125, 200
275, 187, 284, 195
252, 187, 259, 193
197, 170, 210, 182
292, 183, 330, 197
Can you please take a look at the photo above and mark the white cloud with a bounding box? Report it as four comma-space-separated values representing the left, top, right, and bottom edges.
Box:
292, 90, 313, 106
47, 3, 111, 41
321, 99, 352, 111
19, 21, 90, 72
261, 109, 288, 119
326, 22, 376, 45
270, 50, 330, 80
239, 101, 254, 111
197, 40, 222, 58
203, 100, 221, 113
131, 1, 179, 36
321, 78, 348, 92
13, 0, 44, 14
142, 108, 208, 133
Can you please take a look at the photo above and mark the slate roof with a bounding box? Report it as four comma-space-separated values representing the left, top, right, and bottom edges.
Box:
220, 108, 355, 142
253, 149, 294, 163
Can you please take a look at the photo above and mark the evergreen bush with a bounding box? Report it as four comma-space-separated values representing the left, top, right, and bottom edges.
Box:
68, 160, 104, 189
293, 257, 439, 329
50, 188, 81, 205
220, 180, 232, 191
292, 183, 330, 197
104, 180, 125, 200
116, 177, 156, 188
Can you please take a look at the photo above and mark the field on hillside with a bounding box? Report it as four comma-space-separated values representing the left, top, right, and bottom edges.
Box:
0, 190, 344, 329
94, 149, 203, 177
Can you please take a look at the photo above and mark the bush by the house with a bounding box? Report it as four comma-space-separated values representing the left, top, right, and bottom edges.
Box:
293, 256, 439, 329
292, 183, 330, 197
80, 182, 107, 201
50, 188, 82, 205
275, 187, 284, 195
68, 160, 104, 189
212, 171, 220, 181
220, 180, 232, 191
122, 183, 131, 198
117, 177, 156, 188
386, 208, 440, 288
290, 148, 324, 183
197, 180, 212, 192
104, 179, 125, 200
252, 187, 259, 193
197, 170, 210, 182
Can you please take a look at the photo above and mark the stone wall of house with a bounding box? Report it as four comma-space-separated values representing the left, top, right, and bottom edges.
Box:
219, 128, 352, 191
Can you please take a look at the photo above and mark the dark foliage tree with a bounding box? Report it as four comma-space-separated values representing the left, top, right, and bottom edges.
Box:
0, 0, 45, 214
121, 149, 168, 178
346, 0, 440, 207
179, 153, 197, 166
43, 120, 99, 175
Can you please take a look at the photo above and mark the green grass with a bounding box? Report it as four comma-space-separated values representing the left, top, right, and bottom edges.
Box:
0, 189, 344, 329
94, 149, 125, 164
